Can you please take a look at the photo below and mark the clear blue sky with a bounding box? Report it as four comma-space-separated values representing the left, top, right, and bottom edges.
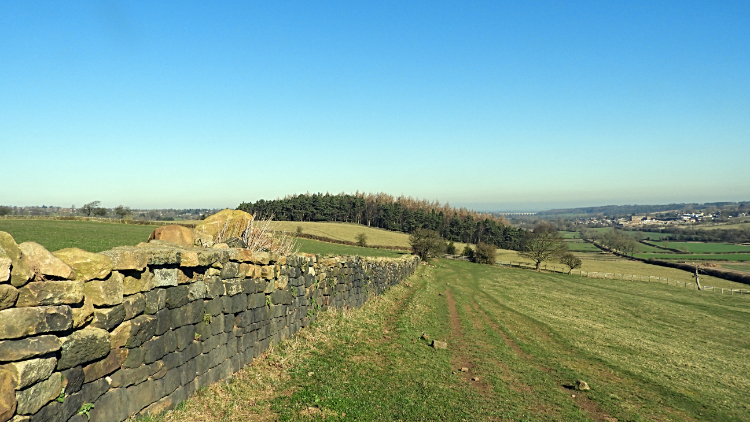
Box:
2, 1, 748, 211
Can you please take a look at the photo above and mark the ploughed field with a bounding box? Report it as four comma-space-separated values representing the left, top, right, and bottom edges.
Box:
142, 259, 750, 422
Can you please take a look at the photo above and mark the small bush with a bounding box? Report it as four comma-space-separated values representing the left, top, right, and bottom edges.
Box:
474, 242, 497, 265
409, 229, 446, 260
356, 232, 368, 247
462, 245, 474, 260
446, 241, 456, 255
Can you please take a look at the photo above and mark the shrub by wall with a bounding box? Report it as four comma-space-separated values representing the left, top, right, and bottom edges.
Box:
0, 232, 419, 422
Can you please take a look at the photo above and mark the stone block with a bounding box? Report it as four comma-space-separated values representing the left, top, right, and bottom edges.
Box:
122, 348, 144, 369
109, 364, 151, 388
110, 314, 157, 349
0, 335, 60, 363
205, 276, 224, 298
61, 366, 83, 395
153, 268, 178, 288
144, 288, 166, 315
101, 247, 148, 271
228, 294, 246, 314
187, 280, 207, 301
18, 242, 75, 280
164, 286, 189, 309
275, 275, 289, 290
247, 293, 265, 309
71, 298, 94, 329
171, 300, 204, 328
223, 279, 243, 296
155, 309, 171, 335
252, 252, 270, 265
220, 262, 239, 280
0, 356, 56, 390
15, 372, 61, 415
0, 285, 18, 311
260, 265, 274, 279
82, 348, 128, 383
57, 327, 110, 371
270, 290, 292, 305
84, 271, 124, 306
203, 298, 222, 316
86, 387, 129, 422
122, 293, 145, 320
52, 248, 113, 282
173, 325, 195, 352
123, 270, 154, 296
90, 304, 125, 331
0, 306, 72, 340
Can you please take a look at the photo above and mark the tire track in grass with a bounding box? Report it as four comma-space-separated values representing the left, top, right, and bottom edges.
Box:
470, 299, 617, 422
475, 270, 704, 422
444, 288, 496, 398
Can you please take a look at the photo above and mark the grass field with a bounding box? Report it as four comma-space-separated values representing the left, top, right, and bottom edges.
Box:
652, 241, 750, 254
564, 241, 600, 252
0, 219, 156, 252
697, 220, 750, 231
295, 238, 408, 258
636, 253, 750, 262
142, 259, 750, 422
496, 249, 748, 290
270, 221, 412, 248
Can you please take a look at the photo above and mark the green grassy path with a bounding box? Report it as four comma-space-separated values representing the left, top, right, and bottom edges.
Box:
142, 259, 750, 422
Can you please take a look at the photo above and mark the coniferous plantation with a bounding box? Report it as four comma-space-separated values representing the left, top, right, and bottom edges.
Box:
238, 192, 526, 250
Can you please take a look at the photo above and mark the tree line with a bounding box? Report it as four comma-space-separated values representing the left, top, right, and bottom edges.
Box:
237, 192, 526, 250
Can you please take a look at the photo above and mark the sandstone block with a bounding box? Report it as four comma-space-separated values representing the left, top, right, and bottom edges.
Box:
275, 275, 289, 290
72, 298, 94, 329
15, 281, 83, 307
187, 280, 207, 301
123, 293, 145, 320
84, 271, 124, 306
0, 369, 16, 422
223, 279, 243, 296
51, 248, 113, 282
15, 372, 61, 415
101, 247, 148, 271
0, 285, 18, 311
57, 327, 110, 370
153, 268, 178, 287
0, 306, 72, 340
252, 252, 271, 265
111, 315, 157, 349
91, 304, 125, 331
0, 256, 10, 284
82, 348, 128, 383
194, 209, 254, 240
260, 265, 274, 279
18, 242, 75, 280
147, 225, 195, 248
0, 356, 56, 389
123, 270, 155, 296
144, 289, 166, 314
61, 366, 84, 395
0, 335, 60, 363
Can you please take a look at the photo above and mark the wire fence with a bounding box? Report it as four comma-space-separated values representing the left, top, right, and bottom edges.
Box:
495, 260, 750, 296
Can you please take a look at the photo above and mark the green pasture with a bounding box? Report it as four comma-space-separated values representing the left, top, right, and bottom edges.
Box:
637, 242, 669, 253
295, 238, 407, 258
147, 259, 750, 422
636, 253, 750, 262
652, 241, 750, 253
564, 240, 600, 252
0, 219, 156, 252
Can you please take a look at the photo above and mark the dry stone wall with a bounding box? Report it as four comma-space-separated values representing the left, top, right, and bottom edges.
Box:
0, 233, 419, 422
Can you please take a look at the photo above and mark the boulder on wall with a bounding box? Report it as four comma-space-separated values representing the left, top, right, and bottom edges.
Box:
147, 225, 195, 247
195, 209, 254, 243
